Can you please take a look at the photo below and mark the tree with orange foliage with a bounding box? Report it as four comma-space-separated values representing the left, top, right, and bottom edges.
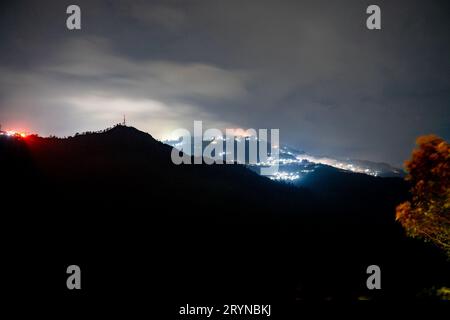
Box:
396, 135, 450, 257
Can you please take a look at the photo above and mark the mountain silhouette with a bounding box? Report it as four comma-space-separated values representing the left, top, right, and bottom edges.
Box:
1, 125, 448, 303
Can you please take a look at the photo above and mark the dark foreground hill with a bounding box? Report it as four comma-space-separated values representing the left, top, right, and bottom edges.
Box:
1, 125, 448, 307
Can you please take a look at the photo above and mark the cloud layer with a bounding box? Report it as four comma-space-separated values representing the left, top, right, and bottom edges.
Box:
0, 0, 449, 165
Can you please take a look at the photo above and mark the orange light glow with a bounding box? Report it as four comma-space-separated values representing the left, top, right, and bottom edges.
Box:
1, 130, 29, 138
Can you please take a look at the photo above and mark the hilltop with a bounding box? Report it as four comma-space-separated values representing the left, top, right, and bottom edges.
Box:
1, 125, 448, 302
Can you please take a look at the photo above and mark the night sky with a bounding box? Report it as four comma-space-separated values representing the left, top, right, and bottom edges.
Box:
0, 0, 449, 166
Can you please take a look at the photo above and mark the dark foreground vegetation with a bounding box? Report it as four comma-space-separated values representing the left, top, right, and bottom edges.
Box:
1, 126, 448, 309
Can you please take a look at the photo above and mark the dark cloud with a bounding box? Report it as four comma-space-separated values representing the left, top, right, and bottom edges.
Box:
0, 0, 448, 165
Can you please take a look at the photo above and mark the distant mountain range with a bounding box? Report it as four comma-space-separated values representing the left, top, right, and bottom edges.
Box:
164, 136, 405, 184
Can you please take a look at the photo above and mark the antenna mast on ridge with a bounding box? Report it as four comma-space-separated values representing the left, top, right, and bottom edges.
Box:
123, 114, 126, 126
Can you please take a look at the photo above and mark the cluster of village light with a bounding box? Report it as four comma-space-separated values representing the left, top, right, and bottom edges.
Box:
270, 171, 300, 181
166, 138, 384, 183
252, 147, 382, 181
0, 130, 28, 138
293, 154, 381, 177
